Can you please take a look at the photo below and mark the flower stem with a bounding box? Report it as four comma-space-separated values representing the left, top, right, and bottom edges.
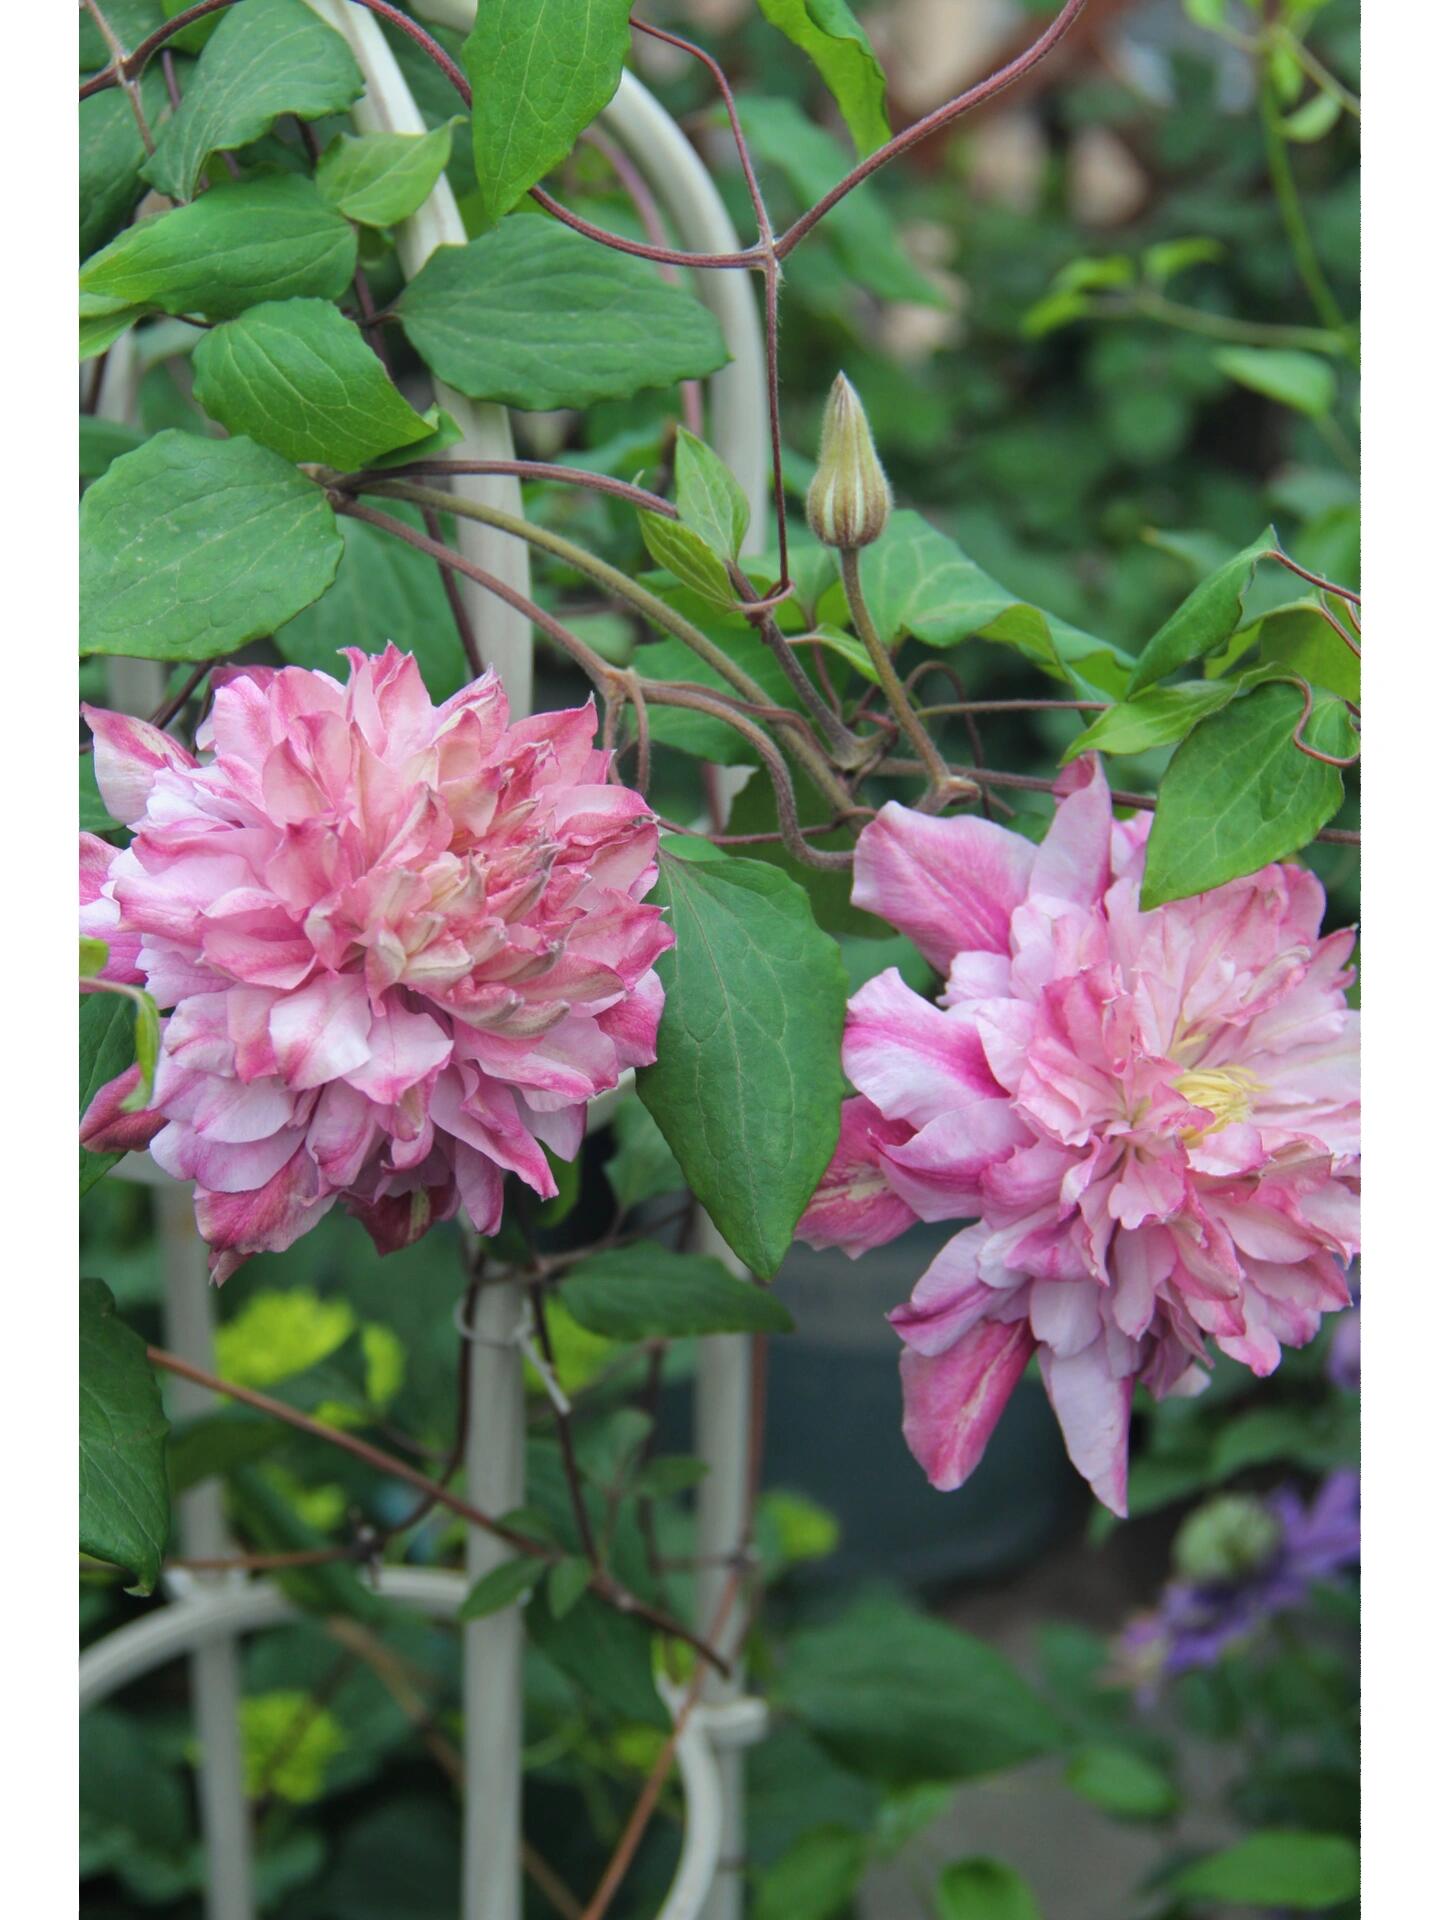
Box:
839, 547, 969, 806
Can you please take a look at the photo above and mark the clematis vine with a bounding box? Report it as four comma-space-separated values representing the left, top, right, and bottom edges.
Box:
799, 757, 1359, 1515
79, 647, 671, 1281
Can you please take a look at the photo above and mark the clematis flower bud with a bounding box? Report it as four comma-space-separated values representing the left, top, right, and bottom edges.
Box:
806, 373, 892, 551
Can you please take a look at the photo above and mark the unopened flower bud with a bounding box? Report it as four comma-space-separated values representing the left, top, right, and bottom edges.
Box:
1172, 1495, 1281, 1586
806, 373, 891, 551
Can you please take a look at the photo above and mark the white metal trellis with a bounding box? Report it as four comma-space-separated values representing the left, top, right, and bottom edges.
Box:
84, 8, 771, 1916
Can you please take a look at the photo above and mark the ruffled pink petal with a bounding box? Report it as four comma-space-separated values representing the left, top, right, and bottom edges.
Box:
852, 802, 1036, 969
888, 1226, 994, 1356
1039, 1341, 1134, 1515
797, 1097, 918, 1257
80, 1066, 164, 1155
899, 1317, 1036, 1492
196, 1148, 331, 1283
81, 706, 198, 826
879, 1101, 1031, 1221
269, 975, 373, 1090
1027, 754, 1113, 912
843, 969, 1003, 1127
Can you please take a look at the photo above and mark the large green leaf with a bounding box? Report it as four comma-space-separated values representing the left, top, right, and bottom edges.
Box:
754, 1829, 868, 1920
1127, 527, 1278, 694
527, 1592, 667, 1727
463, 0, 632, 230
79, 1278, 171, 1594
81, 174, 358, 321
1168, 1830, 1360, 1910
858, 510, 1130, 695
1141, 681, 1345, 907
638, 851, 847, 1278
275, 502, 468, 699
79, 991, 136, 1196
80, 431, 343, 661
79, 68, 170, 259
315, 122, 459, 227
562, 1243, 794, 1341
1257, 601, 1361, 703
143, 0, 363, 201
936, 1860, 1042, 1920
756, 0, 891, 156
396, 218, 729, 409
192, 299, 433, 469
674, 428, 750, 561
774, 1596, 1063, 1784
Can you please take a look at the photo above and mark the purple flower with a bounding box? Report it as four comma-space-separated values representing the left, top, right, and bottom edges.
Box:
1114, 1472, 1359, 1699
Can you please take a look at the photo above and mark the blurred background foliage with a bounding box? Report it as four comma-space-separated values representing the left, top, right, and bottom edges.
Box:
80, 2, 1360, 1916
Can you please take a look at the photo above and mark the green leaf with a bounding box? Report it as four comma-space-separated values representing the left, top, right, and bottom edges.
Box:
1142, 235, 1225, 283
527, 1592, 666, 1727
80, 991, 136, 1196
754, 1828, 868, 1920
774, 1596, 1063, 1785
1061, 679, 1239, 762
630, 1455, 709, 1498
724, 765, 890, 941
1256, 601, 1360, 704
562, 1243, 795, 1341
1064, 1745, 1177, 1819
604, 1094, 684, 1213
81, 174, 358, 321
240, 1690, 347, 1804
1168, 1830, 1360, 1910
80, 938, 110, 979
458, 1556, 546, 1620
1054, 253, 1134, 293
1214, 347, 1338, 420
638, 853, 847, 1278
168, 1413, 286, 1495
363, 405, 464, 471
739, 98, 939, 308
674, 428, 750, 560
1141, 681, 1344, 907
464, 0, 632, 230
315, 121, 459, 227
275, 502, 468, 700
859, 510, 1127, 694
638, 512, 740, 609
80, 296, 142, 362
756, 0, 891, 156
80, 417, 146, 484
546, 1556, 591, 1620
80, 69, 170, 259
142, 0, 363, 201
80, 431, 343, 662
936, 1859, 1042, 1920
1127, 527, 1278, 694
638, 629, 802, 765
1284, 91, 1344, 142
192, 299, 433, 469
397, 218, 729, 410
79, 1278, 171, 1594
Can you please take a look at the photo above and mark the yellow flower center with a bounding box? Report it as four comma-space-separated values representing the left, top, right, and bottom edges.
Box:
1173, 1065, 1263, 1138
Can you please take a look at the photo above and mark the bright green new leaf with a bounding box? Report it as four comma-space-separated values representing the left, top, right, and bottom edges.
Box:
1054, 253, 1135, 293
80, 938, 109, 979
143, 0, 363, 201
1142, 235, 1224, 283
81, 175, 358, 321
80, 431, 343, 661
397, 218, 729, 410
637, 512, 740, 610
1061, 679, 1239, 762
464, 0, 632, 230
755, 1828, 868, 1920
240, 1692, 347, 1804
316, 121, 460, 227
192, 299, 434, 469
79, 1278, 171, 1594
1215, 347, 1338, 420
1141, 681, 1345, 907
936, 1859, 1042, 1920
1168, 1830, 1360, 1909
638, 853, 847, 1278
458, 1557, 546, 1621
774, 1595, 1063, 1785
1284, 91, 1344, 142
756, 0, 891, 156
1064, 1745, 1178, 1820
674, 429, 750, 561
275, 503, 469, 700
79, 991, 135, 1195
562, 1243, 795, 1341
1127, 527, 1277, 694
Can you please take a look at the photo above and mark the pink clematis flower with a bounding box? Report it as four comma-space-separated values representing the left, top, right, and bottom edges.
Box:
80, 647, 672, 1281
798, 757, 1358, 1515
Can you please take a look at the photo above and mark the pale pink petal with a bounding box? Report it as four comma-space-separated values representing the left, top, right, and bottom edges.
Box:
797, 1097, 918, 1256
1039, 1341, 1134, 1515
80, 1066, 163, 1155
269, 975, 372, 1090
852, 802, 1036, 968
879, 1101, 1031, 1221
888, 1226, 995, 1357
1027, 754, 1113, 912
843, 969, 1002, 1126
81, 706, 197, 826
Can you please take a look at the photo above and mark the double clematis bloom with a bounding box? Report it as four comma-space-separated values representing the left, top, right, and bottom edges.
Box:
799, 757, 1358, 1515
80, 646, 671, 1281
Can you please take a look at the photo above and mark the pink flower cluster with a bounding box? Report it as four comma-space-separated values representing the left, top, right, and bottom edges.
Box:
799, 758, 1358, 1514
81, 647, 671, 1280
